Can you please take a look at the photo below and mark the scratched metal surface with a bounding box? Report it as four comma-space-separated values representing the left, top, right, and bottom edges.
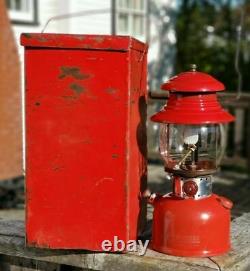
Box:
20, 33, 145, 52
22, 34, 147, 250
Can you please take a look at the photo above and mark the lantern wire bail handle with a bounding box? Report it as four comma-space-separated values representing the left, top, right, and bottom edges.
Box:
41, 9, 111, 33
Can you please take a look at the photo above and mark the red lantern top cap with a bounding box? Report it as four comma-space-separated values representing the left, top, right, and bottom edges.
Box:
151, 65, 235, 124
161, 67, 225, 93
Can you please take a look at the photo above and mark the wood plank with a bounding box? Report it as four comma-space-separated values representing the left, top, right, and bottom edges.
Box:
0, 255, 61, 271
0, 222, 218, 271
210, 213, 250, 270
0, 214, 249, 270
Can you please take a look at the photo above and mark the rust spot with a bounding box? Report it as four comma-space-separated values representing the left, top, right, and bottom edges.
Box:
106, 87, 117, 94
112, 154, 119, 159
35, 102, 40, 106
38, 36, 48, 42
23, 33, 32, 38
96, 177, 114, 187
59, 66, 90, 80
82, 44, 91, 49
61, 95, 78, 100
130, 100, 136, 104
70, 83, 85, 95
94, 36, 104, 43
76, 35, 85, 41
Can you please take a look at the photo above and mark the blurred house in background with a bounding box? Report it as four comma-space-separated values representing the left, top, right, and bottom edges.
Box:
5, 0, 177, 177
6, 0, 176, 76
0, 1, 22, 181
4, 0, 250, 175
8, 0, 147, 40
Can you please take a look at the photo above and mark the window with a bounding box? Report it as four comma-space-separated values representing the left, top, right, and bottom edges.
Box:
116, 0, 147, 39
6, 0, 38, 25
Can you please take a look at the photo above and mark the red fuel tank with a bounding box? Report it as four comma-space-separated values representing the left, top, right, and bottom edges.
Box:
151, 193, 232, 257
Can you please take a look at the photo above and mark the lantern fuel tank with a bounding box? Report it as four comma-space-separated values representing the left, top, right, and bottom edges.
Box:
149, 65, 234, 257
21, 34, 148, 251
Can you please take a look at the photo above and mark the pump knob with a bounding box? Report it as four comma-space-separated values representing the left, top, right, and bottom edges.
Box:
183, 180, 198, 197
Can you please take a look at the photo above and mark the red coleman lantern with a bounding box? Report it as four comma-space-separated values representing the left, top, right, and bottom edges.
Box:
149, 64, 235, 257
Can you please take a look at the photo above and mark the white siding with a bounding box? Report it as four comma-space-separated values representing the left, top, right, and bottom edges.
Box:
8, 0, 112, 170
148, 0, 176, 81
69, 0, 111, 35
11, 0, 112, 58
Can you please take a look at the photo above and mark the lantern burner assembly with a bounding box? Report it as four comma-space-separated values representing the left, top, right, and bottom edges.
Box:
148, 65, 235, 257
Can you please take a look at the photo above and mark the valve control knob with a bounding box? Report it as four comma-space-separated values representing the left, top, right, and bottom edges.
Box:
183, 180, 198, 197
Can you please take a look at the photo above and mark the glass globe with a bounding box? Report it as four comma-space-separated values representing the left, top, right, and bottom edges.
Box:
159, 124, 227, 177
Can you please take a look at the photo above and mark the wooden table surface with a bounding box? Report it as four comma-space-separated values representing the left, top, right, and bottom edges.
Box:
0, 213, 249, 271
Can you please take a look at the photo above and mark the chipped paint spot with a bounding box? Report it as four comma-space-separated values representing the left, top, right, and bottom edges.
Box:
35, 102, 40, 106
95, 177, 114, 187
70, 83, 85, 95
38, 36, 48, 42
23, 33, 32, 38
76, 35, 85, 41
61, 95, 78, 100
59, 66, 90, 80
82, 44, 91, 49
52, 165, 63, 171
112, 154, 119, 159
106, 87, 117, 94
94, 36, 104, 43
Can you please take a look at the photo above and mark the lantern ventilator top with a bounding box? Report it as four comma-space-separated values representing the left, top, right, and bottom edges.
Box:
151, 65, 234, 124
151, 65, 235, 178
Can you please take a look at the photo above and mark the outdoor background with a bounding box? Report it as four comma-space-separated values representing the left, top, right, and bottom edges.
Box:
0, 0, 250, 218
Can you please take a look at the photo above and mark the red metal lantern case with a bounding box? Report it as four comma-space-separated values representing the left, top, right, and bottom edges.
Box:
21, 34, 148, 251
150, 65, 235, 257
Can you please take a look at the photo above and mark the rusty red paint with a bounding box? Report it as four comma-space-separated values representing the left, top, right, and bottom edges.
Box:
21, 33, 145, 52
69, 83, 85, 94
105, 87, 117, 94
21, 34, 148, 250
58, 66, 90, 80
93, 36, 105, 43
